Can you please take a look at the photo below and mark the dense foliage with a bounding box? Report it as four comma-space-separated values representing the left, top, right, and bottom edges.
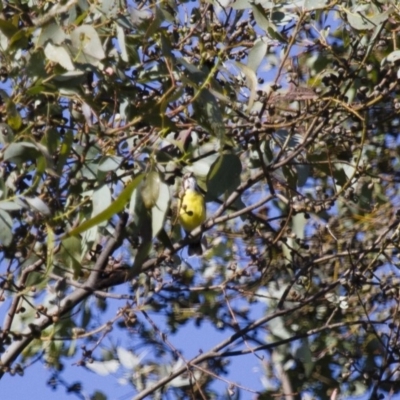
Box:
1, 0, 400, 398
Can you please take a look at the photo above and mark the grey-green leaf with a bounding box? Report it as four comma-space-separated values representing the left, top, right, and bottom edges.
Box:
37, 22, 66, 46
3, 142, 40, 163
141, 171, 161, 209
193, 89, 225, 140
0, 201, 23, 211
247, 38, 268, 73
0, 123, 14, 144
70, 25, 105, 65
117, 25, 128, 62
92, 185, 112, 226
98, 156, 123, 172
23, 197, 51, 216
234, 62, 257, 112
0, 209, 13, 246
206, 153, 242, 201
344, 7, 390, 31
44, 43, 75, 71
68, 174, 144, 237
152, 180, 170, 238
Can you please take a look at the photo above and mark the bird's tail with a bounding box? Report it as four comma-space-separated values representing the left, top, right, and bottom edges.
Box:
187, 234, 208, 257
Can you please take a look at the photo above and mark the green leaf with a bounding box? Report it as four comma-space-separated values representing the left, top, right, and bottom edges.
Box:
141, 171, 160, 209
6, 100, 22, 131
251, 3, 275, 33
70, 25, 105, 65
57, 131, 73, 175
45, 128, 60, 157
344, 6, 390, 31
91, 392, 107, 400
385, 50, 400, 63
101, 0, 119, 17
3, 142, 40, 163
0, 209, 13, 246
247, 38, 268, 73
176, 57, 207, 84
307, 151, 330, 176
36, 22, 66, 46
130, 7, 152, 27
0, 19, 18, 39
0, 123, 14, 144
295, 338, 314, 377
86, 360, 119, 376
92, 185, 112, 226
9, 28, 30, 50
282, 165, 297, 189
303, 0, 330, 10
0, 201, 23, 211
57, 236, 82, 279
116, 25, 128, 62
68, 174, 144, 237
98, 155, 123, 172
193, 89, 225, 140
232, 0, 252, 9
145, 6, 162, 38
152, 180, 170, 238
295, 164, 311, 187
44, 43, 75, 71
206, 153, 242, 201
46, 225, 55, 276
23, 197, 51, 216
251, 3, 287, 42
187, 152, 219, 179
234, 62, 257, 113
81, 162, 99, 180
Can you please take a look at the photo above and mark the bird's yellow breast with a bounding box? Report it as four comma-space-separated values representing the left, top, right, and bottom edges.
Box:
179, 189, 206, 232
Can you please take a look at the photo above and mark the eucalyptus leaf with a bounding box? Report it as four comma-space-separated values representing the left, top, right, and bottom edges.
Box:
86, 360, 120, 376
247, 38, 268, 73
141, 171, 161, 209
193, 89, 225, 140
3, 142, 40, 163
231, 0, 251, 9
0, 201, 23, 211
57, 131, 73, 175
56, 236, 82, 279
187, 153, 219, 179
117, 25, 128, 62
0, 19, 18, 39
6, 100, 22, 131
385, 50, 400, 64
0, 123, 14, 144
98, 156, 123, 172
68, 174, 144, 237
234, 62, 257, 112
344, 7, 390, 31
206, 153, 242, 201
303, 0, 328, 10
70, 25, 105, 65
151, 180, 170, 238
0, 209, 13, 246
37, 22, 66, 46
92, 185, 112, 226
23, 197, 51, 216
44, 43, 75, 71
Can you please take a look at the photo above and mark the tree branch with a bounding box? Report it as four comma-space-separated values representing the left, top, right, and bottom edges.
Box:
0, 215, 127, 378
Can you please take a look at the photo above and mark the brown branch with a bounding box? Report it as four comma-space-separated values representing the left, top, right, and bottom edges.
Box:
1, 258, 44, 340
0, 214, 127, 378
132, 279, 379, 399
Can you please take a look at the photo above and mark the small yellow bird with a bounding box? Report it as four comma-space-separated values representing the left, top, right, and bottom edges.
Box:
178, 173, 206, 256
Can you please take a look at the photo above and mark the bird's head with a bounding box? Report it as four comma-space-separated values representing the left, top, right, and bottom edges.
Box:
182, 172, 197, 191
